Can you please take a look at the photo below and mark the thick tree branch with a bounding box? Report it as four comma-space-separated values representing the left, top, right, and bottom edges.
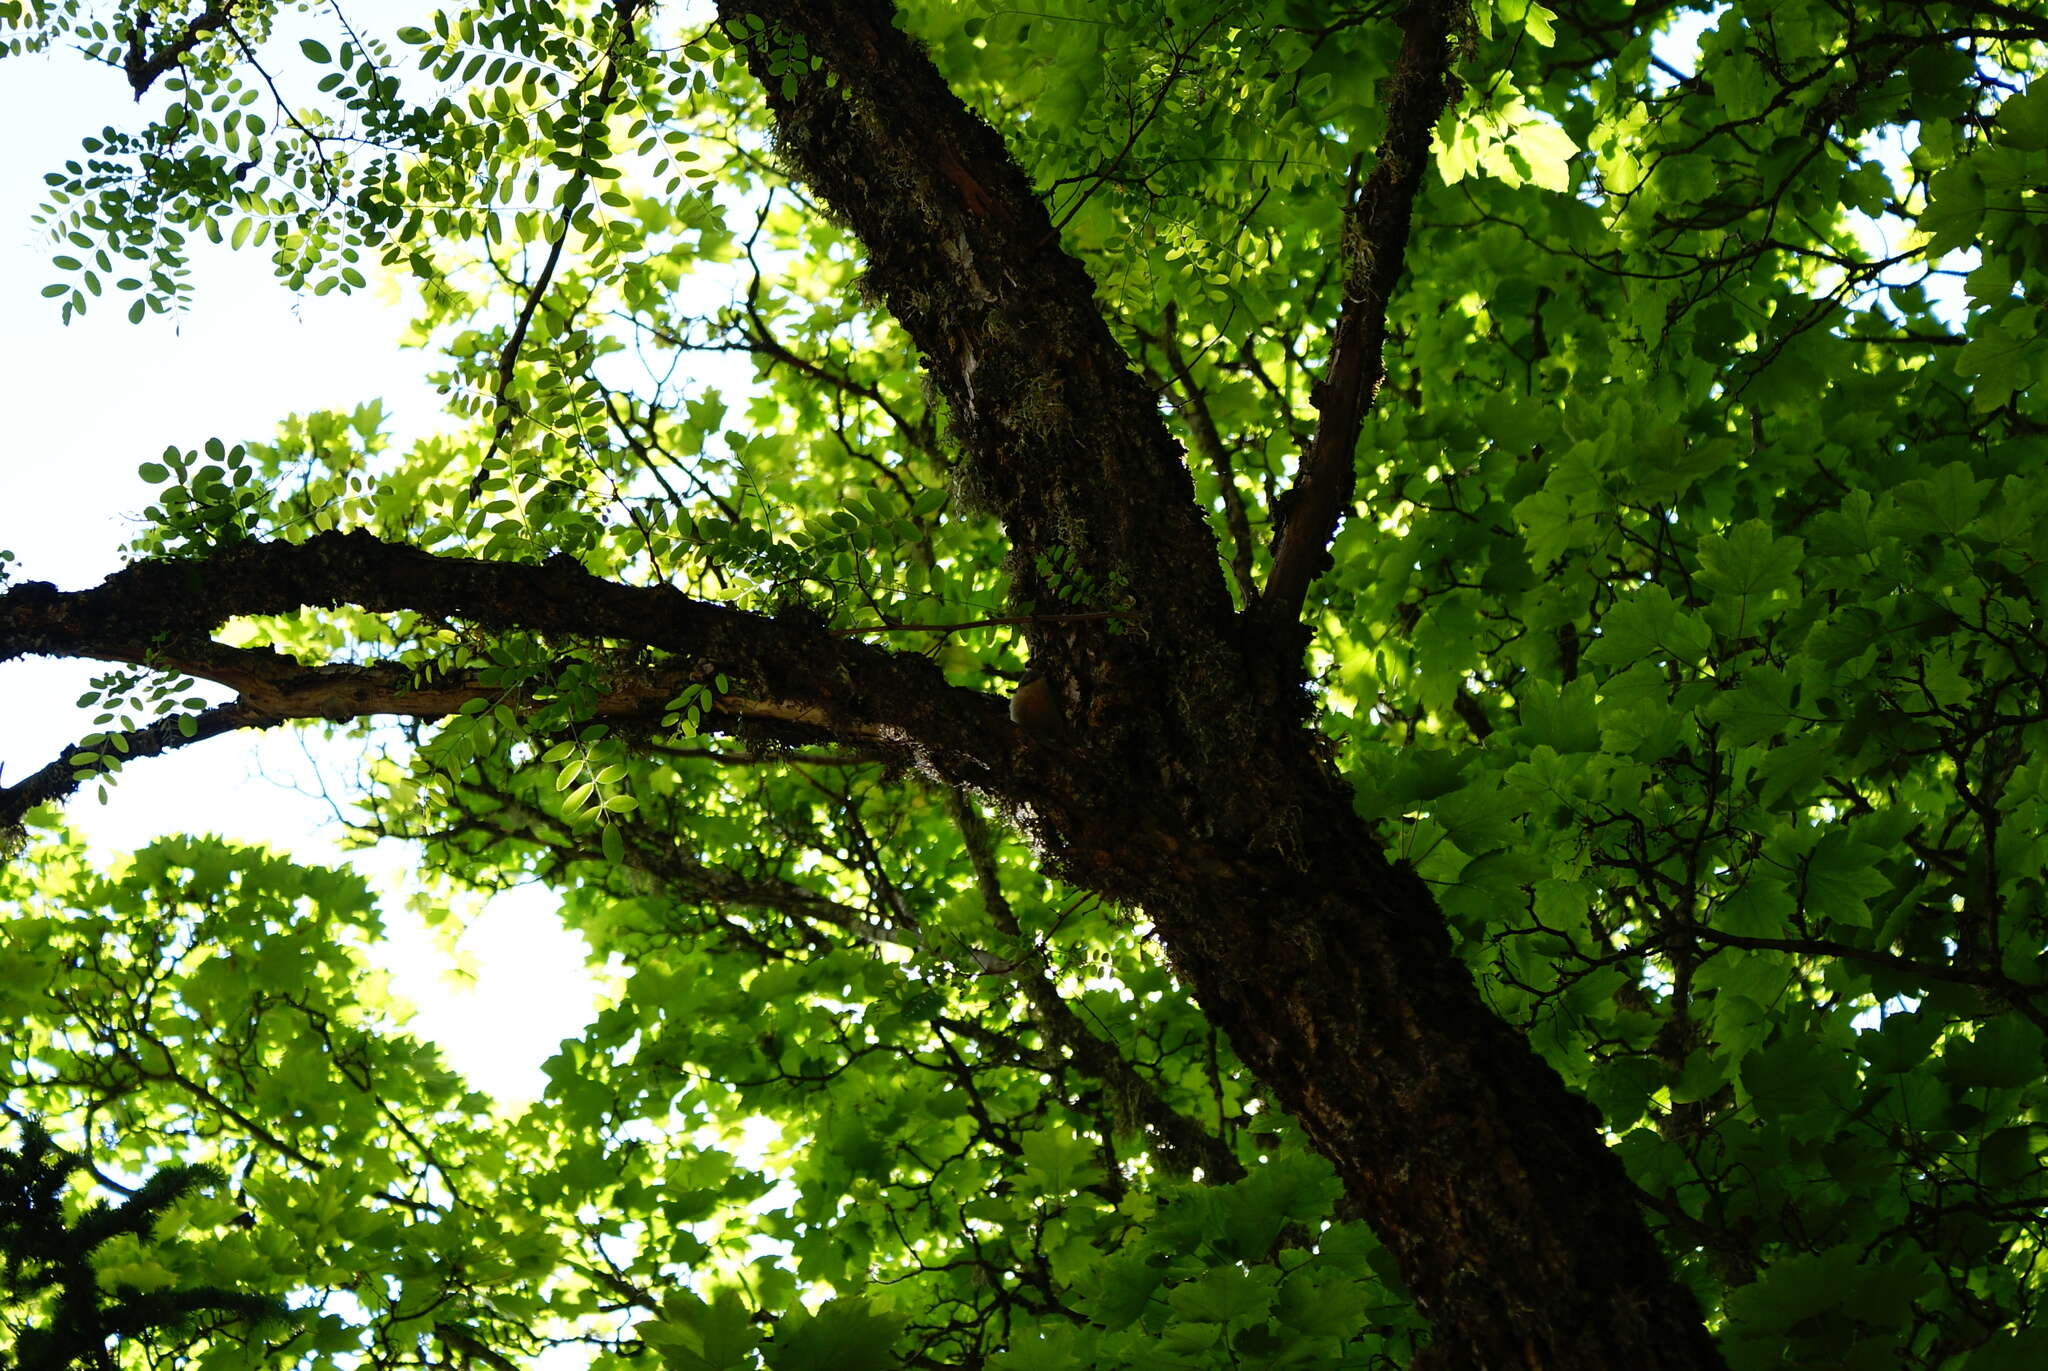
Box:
0, 645, 868, 830
0, 532, 1034, 828
716, 2, 1235, 683
123, 4, 234, 99
1257, 0, 1462, 640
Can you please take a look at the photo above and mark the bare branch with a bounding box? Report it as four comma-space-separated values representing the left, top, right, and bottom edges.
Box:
1154, 307, 1258, 606
1691, 927, 2048, 1036
947, 790, 1244, 1182
428, 787, 917, 954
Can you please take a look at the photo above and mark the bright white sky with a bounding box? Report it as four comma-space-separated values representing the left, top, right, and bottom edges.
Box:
0, 13, 605, 1104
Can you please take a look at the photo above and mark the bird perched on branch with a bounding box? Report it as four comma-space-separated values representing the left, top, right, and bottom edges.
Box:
1009, 671, 1068, 738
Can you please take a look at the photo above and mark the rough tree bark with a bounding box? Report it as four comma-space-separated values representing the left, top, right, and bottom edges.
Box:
0, 2, 1729, 1366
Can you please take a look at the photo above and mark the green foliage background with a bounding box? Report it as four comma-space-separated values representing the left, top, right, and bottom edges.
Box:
2, 0, 2045, 1367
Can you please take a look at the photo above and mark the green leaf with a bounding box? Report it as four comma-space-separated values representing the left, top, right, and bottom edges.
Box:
1166, 1265, 1277, 1325
764, 1298, 906, 1371
1940, 1016, 2046, 1090
1019, 1129, 1101, 1194
1996, 80, 2048, 151
639, 1289, 760, 1371
1695, 521, 1804, 603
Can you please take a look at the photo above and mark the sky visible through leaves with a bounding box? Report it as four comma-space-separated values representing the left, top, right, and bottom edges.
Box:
0, 2, 1972, 1103
0, 3, 2023, 1364
1, 0, 613, 1103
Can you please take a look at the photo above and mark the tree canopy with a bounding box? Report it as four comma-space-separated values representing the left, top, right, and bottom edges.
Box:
3, 1, 2046, 1368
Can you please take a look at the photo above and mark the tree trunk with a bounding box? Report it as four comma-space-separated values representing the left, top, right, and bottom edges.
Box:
720, 3, 1730, 1365
1142, 761, 1724, 1369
